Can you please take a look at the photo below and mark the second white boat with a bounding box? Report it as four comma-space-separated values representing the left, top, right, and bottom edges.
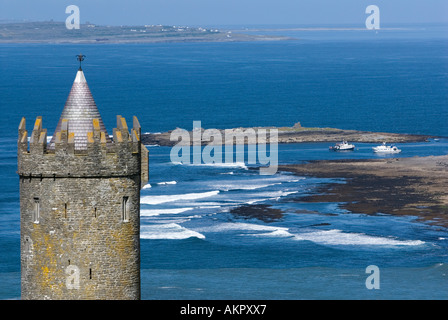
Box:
372, 142, 401, 153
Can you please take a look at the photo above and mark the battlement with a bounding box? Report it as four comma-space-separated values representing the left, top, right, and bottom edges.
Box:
18, 115, 149, 185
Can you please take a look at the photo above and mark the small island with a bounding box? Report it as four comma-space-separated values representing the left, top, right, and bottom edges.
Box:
141, 122, 436, 146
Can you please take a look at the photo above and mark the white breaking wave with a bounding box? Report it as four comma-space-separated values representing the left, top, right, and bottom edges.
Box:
252, 229, 294, 238
254, 190, 299, 198
141, 190, 220, 205
278, 191, 299, 197
141, 207, 195, 216
245, 190, 299, 204
198, 205, 221, 209
191, 202, 223, 207
187, 162, 248, 170
142, 183, 152, 189
195, 222, 292, 237
157, 181, 177, 185
208, 174, 303, 192
193, 223, 425, 247
141, 223, 205, 240
216, 182, 282, 192
293, 229, 425, 246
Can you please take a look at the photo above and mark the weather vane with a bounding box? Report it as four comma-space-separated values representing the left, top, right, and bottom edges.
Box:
76, 54, 86, 70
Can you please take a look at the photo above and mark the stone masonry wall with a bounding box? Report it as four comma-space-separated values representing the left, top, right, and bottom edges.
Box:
18, 115, 147, 300
20, 176, 141, 300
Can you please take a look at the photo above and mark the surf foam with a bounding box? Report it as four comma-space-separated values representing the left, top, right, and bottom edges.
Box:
216, 182, 282, 192
196, 222, 292, 237
293, 229, 425, 246
141, 207, 195, 216
186, 162, 248, 170
141, 190, 220, 205
141, 223, 205, 240
157, 181, 177, 185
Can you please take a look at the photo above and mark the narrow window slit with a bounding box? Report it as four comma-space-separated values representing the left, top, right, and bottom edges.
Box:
122, 196, 129, 222
33, 197, 40, 223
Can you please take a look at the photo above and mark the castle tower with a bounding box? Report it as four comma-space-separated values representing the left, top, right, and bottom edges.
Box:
17, 59, 149, 300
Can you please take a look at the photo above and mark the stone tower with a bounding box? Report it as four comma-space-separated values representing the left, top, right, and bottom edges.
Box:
17, 61, 149, 300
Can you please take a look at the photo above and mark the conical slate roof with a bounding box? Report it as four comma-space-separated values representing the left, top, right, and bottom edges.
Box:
48, 68, 111, 150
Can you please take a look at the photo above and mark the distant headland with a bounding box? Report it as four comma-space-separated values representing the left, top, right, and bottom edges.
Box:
0, 21, 293, 44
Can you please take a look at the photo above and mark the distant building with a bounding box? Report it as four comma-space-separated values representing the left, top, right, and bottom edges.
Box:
18, 58, 148, 300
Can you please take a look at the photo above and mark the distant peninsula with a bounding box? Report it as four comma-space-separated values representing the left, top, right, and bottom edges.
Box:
0, 21, 293, 44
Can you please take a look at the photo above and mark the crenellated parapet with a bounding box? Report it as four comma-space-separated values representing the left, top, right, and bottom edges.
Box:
18, 115, 149, 186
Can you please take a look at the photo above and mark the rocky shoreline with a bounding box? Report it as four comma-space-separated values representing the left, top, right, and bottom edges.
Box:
141, 123, 436, 146
142, 123, 447, 228
279, 156, 448, 228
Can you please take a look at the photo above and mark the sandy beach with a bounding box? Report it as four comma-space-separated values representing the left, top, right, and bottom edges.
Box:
279, 155, 448, 228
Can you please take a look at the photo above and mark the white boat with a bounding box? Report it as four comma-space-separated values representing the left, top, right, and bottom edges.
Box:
329, 141, 355, 151
372, 142, 401, 153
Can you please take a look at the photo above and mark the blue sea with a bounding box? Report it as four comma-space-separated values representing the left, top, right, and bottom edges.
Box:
0, 24, 448, 300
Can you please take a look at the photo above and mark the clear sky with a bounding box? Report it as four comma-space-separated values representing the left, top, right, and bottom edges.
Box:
1, 0, 447, 26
